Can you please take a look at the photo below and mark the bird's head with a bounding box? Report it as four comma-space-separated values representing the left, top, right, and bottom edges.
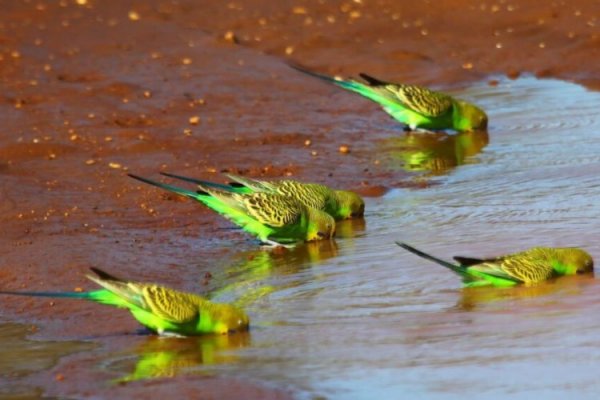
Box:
306, 208, 336, 241
454, 100, 488, 131
212, 304, 250, 334
333, 190, 365, 219
555, 248, 594, 275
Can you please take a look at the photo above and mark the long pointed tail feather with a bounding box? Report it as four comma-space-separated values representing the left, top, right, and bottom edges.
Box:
395, 242, 466, 274
128, 174, 203, 198
358, 73, 387, 86
287, 62, 369, 93
0, 288, 134, 308
0, 290, 93, 299
288, 62, 400, 110
131, 174, 270, 239
90, 267, 124, 282
159, 172, 242, 192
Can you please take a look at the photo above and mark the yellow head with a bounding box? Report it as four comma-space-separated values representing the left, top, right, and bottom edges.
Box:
454, 100, 488, 131
333, 190, 365, 219
211, 304, 250, 334
305, 207, 336, 241
554, 248, 594, 275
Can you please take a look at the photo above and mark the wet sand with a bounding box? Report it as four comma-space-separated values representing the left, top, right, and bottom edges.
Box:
2, 0, 600, 398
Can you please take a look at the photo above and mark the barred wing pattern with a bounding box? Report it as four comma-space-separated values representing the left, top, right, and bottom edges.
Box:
141, 285, 201, 323
241, 192, 303, 228
385, 84, 453, 117
461, 250, 556, 284
274, 181, 332, 211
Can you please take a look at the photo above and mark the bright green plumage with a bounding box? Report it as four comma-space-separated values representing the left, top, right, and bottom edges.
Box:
160, 171, 365, 221
0, 268, 249, 336
397, 242, 594, 287
290, 64, 488, 132
129, 174, 335, 246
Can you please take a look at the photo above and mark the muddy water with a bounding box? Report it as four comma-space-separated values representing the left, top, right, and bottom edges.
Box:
6, 77, 600, 399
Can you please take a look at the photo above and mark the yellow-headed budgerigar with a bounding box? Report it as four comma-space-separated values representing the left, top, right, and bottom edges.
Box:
129, 174, 335, 247
290, 63, 488, 132
0, 268, 249, 336
397, 242, 593, 287
159, 171, 365, 221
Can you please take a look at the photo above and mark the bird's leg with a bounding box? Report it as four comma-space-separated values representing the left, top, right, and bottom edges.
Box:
260, 239, 296, 249
157, 329, 186, 338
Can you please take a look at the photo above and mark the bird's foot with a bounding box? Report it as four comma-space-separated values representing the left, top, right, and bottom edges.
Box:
260, 239, 296, 249
157, 329, 187, 338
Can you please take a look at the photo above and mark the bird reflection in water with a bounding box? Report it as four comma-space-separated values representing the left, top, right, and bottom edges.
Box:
455, 274, 595, 312
381, 129, 489, 175
211, 239, 341, 308
115, 332, 250, 383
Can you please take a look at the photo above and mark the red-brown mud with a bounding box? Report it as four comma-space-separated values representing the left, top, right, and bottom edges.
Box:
1, 0, 599, 398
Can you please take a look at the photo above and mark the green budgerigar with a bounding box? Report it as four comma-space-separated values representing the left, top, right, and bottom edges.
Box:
396, 242, 593, 287
160, 171, 365, 221
290, 64, 488, 132
0, 268, 249, 336
129, 174, 335, 246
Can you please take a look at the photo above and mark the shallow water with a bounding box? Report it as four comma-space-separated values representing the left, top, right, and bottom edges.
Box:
7, 76, 600, 399
0, 323, 94, 399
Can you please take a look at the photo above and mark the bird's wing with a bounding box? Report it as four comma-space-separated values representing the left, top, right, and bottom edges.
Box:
359, 73, 453, 117
241, 192, 303, 228
276, 181, 330, 210
385, 84, 454, 117
224, 173, 278, 193
496, 254, 555, 283
465, 254, 554, 283
142, 285, 200, 323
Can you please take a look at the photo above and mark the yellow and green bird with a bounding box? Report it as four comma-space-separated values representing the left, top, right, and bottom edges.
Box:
396, 242, 594, 287
129, 174, 335, 247
0, 268, 249, 336
290, 64, 488, 132
159, 171, 365, 221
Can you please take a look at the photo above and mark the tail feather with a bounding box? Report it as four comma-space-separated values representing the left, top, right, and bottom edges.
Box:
159, 172, 241, 193
288, 62, 369, 92
131, 174, 270, 240
128, 174, 202, 199
0, 290, 92, 299
358, 73, 388, 86
288, 62, 341, 85
0, 288, 134, 309
223, 173, 275, 193
396, 242, 466, 274
90, 267, 124, 282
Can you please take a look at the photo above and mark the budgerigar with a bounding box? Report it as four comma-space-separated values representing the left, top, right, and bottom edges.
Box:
160, 171, 365, 221
396, 242, 593, 287
290, 64, 488, 132
129, 174, 335, 246
0, 268, 249, 336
